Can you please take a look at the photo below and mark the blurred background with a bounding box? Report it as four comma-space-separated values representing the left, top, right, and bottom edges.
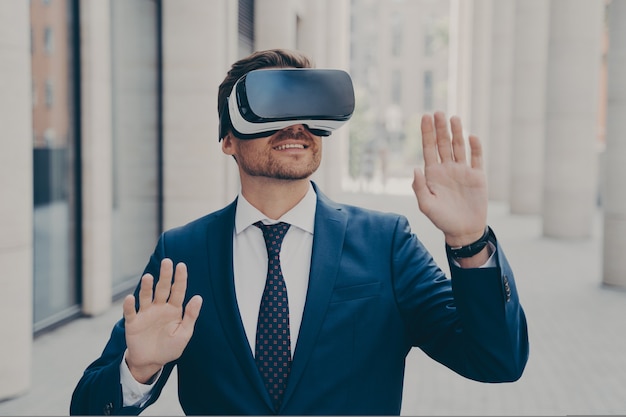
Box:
1, 0, 625, 415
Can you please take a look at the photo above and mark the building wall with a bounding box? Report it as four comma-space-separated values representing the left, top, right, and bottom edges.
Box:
0, 0, 33, 400
161, 0, 240, 230
110, 0, 161, 295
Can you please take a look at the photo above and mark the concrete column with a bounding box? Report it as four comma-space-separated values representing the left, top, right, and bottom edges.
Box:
296, 0, 328, 65
509, 0, 550, 215
486, 0, 515, 202
602, 0, 626, 288
80, 0, 113, 314
542, 0, 603, 239
466, 0, 493, 160
0, 0, 33, 400
253, 0, 350, 199
298, 0, 350, 199
161, 0, 238, 229
320, 0, 350, 200
447, 0, 473, 122
110, 0, 161, 291
255, 0, 297, 50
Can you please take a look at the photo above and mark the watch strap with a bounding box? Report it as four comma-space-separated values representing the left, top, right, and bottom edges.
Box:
446, 227, 491, 259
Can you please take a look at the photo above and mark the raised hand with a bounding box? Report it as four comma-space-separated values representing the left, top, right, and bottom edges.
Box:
122, 258, 203, 383
412, 112, 488, 249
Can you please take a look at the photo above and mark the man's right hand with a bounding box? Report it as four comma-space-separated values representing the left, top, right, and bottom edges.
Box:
122, 258, 203, 384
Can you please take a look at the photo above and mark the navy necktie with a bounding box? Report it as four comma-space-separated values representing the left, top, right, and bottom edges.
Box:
254, 221, 292, 411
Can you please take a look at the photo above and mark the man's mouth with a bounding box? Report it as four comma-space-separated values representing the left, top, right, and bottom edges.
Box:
274, 143, 307, 151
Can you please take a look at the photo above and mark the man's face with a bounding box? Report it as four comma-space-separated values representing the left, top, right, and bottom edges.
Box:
222, 124, 322, 181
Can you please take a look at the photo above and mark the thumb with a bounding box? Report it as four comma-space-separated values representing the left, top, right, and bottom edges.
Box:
412, 167, 432, 210
181, 295, 203, 332
122, 294, 137, 322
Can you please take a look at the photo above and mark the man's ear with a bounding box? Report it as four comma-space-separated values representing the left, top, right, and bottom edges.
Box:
221, 134, 239, 162
221, 133, 235, 155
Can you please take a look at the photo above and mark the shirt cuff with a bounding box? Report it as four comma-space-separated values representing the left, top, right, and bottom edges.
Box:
120, 350, 162, 408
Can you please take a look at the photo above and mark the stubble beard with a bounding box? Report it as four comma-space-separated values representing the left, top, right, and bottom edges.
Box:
237, 131, 322, 180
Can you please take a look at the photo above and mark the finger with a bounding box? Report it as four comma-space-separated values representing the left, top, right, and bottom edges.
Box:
412, 168, 433, 214
168, 262, 188, 307
122, 294, 137, 322
154, 258, 174, 304
450, 115, 467, 163
421, 114, 438, 166
180, 295, 203, 334
434, 111, 453, 162
138, 274, 154, 311
468, 134, 483, 170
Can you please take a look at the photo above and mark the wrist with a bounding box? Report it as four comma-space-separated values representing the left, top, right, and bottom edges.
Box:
125, 354, 162, 384
445, 226, 486, 247
455, 244, 491, 268
446, 226, 491, 259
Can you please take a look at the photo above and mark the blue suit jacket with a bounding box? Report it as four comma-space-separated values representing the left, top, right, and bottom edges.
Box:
70, 184, 528, 415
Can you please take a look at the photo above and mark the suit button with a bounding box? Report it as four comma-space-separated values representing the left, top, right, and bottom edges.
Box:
503, 275, 511, 302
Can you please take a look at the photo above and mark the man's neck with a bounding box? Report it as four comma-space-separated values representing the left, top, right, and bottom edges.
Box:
240, 177, 311, 220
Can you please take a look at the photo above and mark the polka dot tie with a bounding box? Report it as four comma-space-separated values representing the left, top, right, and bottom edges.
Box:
254, 221, 292, 411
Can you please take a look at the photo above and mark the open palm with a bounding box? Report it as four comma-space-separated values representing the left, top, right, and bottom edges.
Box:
123, 259, 203, 383
412, 112, 488, 248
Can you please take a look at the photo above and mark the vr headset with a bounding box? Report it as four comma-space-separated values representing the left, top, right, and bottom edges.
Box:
219, 68, 355, 140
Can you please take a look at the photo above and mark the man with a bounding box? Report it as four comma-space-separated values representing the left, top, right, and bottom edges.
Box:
70, 49, 528, 415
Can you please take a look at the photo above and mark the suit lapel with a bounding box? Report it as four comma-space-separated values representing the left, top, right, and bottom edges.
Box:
282, 186, 348, 407
206, 200, 273, 409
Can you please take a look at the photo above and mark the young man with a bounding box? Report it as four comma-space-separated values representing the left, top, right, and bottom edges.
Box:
70, 49, 528, 415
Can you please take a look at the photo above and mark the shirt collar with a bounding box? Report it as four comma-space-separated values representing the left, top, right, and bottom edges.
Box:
235, 182, 317, 235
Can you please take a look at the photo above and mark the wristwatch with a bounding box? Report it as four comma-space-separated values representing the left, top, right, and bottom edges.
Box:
446, 226, 492, 259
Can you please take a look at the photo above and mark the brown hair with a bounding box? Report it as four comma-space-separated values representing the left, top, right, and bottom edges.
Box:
218, 49, 314, 138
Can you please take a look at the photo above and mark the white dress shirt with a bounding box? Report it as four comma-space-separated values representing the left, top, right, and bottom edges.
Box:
233, 182, 316, 356
121, 183, 317, 407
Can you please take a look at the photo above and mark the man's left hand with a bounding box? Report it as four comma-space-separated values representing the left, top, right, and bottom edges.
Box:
412, 111, 488, 248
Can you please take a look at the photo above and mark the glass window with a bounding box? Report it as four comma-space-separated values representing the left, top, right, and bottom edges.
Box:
423, 70, 434, 111
44, 26, 54, 54
391, 69, 402, 104
32, 79, 37, 107
424, 31, 435, 57
31, 0, 80, 332
391, 10, 403, 57
44, 78, 54, 107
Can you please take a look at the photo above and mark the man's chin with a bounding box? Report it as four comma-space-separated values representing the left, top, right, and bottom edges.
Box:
264, 171, 315, 181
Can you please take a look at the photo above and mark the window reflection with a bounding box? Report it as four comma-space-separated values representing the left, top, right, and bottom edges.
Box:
31, 0, 80, 331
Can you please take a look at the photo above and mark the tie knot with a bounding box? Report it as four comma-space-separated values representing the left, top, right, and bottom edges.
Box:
254, 221, 290, 253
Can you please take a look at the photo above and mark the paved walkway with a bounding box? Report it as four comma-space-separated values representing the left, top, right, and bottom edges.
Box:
1, 192, 625, 416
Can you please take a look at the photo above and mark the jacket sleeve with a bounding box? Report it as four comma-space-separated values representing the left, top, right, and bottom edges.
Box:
392, 216, 529, 383
69, 236, 176, 415
69, 318, 177, 415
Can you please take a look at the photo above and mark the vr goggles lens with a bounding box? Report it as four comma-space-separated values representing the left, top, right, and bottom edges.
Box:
219, 68, 355, 140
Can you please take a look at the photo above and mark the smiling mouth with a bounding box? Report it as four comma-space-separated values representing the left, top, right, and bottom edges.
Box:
274, 143, 307, 151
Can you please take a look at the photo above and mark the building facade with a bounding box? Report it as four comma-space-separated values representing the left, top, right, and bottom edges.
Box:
1, 0, 623, 402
